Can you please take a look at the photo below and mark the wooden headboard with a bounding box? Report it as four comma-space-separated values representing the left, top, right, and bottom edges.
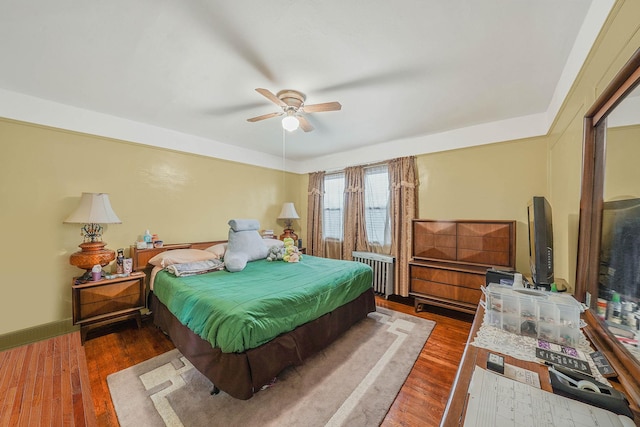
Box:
130, 240, 227, 272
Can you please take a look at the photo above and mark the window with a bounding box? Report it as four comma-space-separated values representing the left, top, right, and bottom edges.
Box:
364, 165, 391, 247
322, 165, 390, 250
323, 172, 345, 240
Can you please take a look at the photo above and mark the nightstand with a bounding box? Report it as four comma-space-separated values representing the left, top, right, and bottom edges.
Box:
72, 271, 145, 344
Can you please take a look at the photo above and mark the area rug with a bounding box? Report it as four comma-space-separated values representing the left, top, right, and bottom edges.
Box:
107, 307, 435, 427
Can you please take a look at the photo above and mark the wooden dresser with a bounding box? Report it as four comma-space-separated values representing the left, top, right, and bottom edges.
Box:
409, 219, 516, 314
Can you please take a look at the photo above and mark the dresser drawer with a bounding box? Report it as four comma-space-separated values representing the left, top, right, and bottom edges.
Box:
76, 280, 141, 319
410, 278, 482, 306
410, 264, 485, 290
456, 247, 511, 266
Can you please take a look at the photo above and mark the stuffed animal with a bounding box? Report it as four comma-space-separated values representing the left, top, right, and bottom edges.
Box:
282, 237, 302, 263
266, 245, 285, 261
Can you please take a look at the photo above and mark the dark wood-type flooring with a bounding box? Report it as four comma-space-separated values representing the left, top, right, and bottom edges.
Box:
0, 297, 472, 426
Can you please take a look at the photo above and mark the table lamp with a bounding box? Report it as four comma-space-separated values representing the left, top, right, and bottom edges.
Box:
64, 192, 122, 280
277, 202, 300, 241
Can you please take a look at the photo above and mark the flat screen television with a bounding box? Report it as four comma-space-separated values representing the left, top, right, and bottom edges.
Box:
528, 196, 554, 288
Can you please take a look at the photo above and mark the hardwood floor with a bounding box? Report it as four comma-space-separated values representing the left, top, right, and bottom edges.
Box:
83, 320, 175, 426
378, 298, 473, 426
0, 332, 96, 427
0, 297, 472, 426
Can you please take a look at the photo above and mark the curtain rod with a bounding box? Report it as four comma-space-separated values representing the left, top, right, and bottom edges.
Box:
320, 159, 390, 175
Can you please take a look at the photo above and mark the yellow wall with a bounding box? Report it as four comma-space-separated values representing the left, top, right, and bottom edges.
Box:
0, 119, 305, 336
416, 137, 547, 274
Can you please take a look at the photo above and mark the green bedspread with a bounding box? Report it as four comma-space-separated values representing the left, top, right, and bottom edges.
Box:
153, 255, 373, 353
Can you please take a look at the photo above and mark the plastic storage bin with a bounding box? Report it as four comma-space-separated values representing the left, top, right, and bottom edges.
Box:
483, 283, 581, 346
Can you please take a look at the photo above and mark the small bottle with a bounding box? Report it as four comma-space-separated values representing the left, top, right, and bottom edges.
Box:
144, 229, 152, 248
116, 248, 125, 274
610, 292, 622, 324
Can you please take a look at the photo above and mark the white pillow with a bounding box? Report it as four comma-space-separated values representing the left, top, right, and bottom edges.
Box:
148, 249, 219, 268
224, 222, 270, 272
262, 238, 284, 248
205, 243, 227, 258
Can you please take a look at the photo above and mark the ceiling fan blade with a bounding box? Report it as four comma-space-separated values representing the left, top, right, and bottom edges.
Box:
302, 101, 342, 113
246, 111, 282, 122
255, 88, 287, 108
298, 115, 314, 132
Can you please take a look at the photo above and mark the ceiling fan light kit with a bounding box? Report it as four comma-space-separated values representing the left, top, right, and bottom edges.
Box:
282, 115, 299, 132
248, 88, 341, 133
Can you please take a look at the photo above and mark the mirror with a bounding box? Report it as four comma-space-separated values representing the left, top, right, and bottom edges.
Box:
576, 47, 640, 392
599, 84, 640, 364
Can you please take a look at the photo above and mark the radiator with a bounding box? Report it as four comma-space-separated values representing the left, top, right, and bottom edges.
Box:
352, 251, 395, 298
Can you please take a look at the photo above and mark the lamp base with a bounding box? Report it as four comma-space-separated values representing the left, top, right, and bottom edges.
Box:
69, 241, 116, 271
279, 228, 298, 241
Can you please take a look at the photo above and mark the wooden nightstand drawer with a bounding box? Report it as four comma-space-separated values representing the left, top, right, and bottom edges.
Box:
72, 272, 145, 343
76, 279, 142, 319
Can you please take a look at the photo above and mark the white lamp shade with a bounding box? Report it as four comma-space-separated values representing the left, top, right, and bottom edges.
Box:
282, 115, 299, 132
277, 202, 300, 220
64, 192, 122, 224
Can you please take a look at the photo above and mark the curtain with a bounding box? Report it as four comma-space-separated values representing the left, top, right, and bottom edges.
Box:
342, 166, 368, 260
389, 156, 418, 296
306, 171, 325, 257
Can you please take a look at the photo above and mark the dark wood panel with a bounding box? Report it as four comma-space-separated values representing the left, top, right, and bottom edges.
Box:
456, 235, 510, 252
79, 295, 142, 319
416, 221, 457, 235
414, 236, 457, 260
410, 265, 484, 290
457, 222, 512, 238
410, 279, 482, 305
457, 248, 510, 266
416, 246, 457, 260
413, 221, 458, 261
412, 220, 515, 267
78, 279, 140, 304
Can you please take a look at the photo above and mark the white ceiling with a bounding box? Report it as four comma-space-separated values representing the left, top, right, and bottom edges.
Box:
0, 0, 613, 173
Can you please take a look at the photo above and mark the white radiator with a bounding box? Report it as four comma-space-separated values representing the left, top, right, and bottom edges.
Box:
352, 251, 395, 298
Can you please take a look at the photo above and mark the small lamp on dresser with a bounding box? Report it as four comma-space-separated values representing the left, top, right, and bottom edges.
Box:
64, 192, 121, 280
278, 202, 300, 241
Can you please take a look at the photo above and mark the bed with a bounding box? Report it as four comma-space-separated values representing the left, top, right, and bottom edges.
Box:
132, 240, 376, 400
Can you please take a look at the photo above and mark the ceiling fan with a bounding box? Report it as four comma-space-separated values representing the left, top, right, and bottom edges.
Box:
247, 88, 341, 132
